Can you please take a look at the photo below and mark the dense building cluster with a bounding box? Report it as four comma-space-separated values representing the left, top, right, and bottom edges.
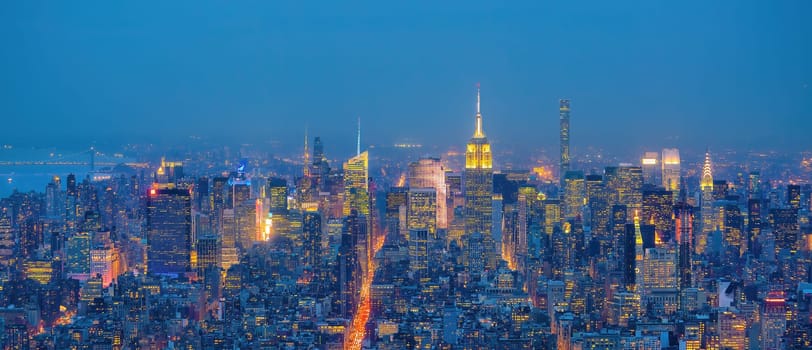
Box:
1, 90, 812, 349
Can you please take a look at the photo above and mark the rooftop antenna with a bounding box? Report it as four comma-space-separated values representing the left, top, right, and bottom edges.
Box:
303, 125, 310, 177
356, 116, 361, 156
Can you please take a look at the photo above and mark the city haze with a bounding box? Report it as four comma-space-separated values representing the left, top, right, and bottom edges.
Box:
1, 1, 810, 153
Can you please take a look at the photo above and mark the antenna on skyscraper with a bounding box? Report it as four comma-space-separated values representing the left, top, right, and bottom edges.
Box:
476, 82, 481, 115
303, 125, 310, 177
356, 116, 361, 156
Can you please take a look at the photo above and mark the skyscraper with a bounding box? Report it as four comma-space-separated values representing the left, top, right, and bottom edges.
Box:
661, 148, 680, 194
641, 152, 660, 186
408, 157, 447, 229
748, 171, 761, 200
559, 99, 570, 184
761, 291, 787, 350
721, 203, 744, 257
463, 86, 493, 238
610, 204, 627, 269
642, 187, 673, 243
337, 210, 365, 318
585, 174, 609, 237
408, 229, 429, 281
640, 246, 678, 315
674, 201, 693, 290
747, 198, 761, 254
0, 210, 12, 266
605, 165, 644, 215
267, 178, 288, 215
66, 231, 91, 280
562, 170, 585, 220
146, 186, 192, 275
502, 193, 528, 271
385, 187, 408, 242
770, 208, 799, 254
407, 188, 437, 235
698, 150, 714, 254
343, 151, 370, 217
196, 234, 220, 273
303, 211, 322, 268
788, 184, 801, 209
633, 212, 643, 291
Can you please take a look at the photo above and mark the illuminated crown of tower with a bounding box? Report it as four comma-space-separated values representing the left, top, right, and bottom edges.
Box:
701, 149, 713, 190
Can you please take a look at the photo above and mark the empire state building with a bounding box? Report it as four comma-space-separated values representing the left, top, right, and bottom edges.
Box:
463, 86, 494, 239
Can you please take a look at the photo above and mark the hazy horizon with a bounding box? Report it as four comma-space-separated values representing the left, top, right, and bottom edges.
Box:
2, 1, 810, 154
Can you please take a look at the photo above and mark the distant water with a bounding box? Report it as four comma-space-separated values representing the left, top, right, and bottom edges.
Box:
0, 164, 93, 197
0, 148, 131, 198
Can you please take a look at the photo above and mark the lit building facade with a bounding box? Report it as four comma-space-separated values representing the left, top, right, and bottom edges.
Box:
605, 165, 644, 215
502, 193, 528, 271
562, 170, 585, 220
408, 157, 447, 229
641, 187, 673, 243
641, 151, 660, 186
343, 151, 370, 217
407, 188, 437, 235
0, 211, 15, 266
761, 291, 787, 350
408, 229, 429, 281
463, 87, 494, 238
699, 150, 714, 254
661, 148, 680, 194
718, 310, 747, 350
303, 211, 322, 268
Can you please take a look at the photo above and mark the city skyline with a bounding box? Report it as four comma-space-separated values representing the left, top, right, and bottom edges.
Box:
1, 2, 812, 349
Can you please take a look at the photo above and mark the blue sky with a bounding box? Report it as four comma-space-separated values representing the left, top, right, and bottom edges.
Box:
1, 1, 810, 156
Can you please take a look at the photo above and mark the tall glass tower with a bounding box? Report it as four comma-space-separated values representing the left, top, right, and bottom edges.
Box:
559, 99, 571, 185
147, 186, 192, 275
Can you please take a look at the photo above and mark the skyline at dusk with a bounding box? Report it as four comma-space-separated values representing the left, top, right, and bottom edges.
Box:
1, 2, 812, 350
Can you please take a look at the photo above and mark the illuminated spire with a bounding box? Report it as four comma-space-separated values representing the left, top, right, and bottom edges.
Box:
156, 157, 166, 176
357, 116, 361, 156
474, 83, 485, 138
701, 148, 713, 190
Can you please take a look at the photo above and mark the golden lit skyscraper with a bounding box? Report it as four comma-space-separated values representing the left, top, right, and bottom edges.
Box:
408, 157, 447, 229
698, 149, 714, 254
661, 148, 681, 194
343, 151, 370, 217
464, 86, 493, 237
